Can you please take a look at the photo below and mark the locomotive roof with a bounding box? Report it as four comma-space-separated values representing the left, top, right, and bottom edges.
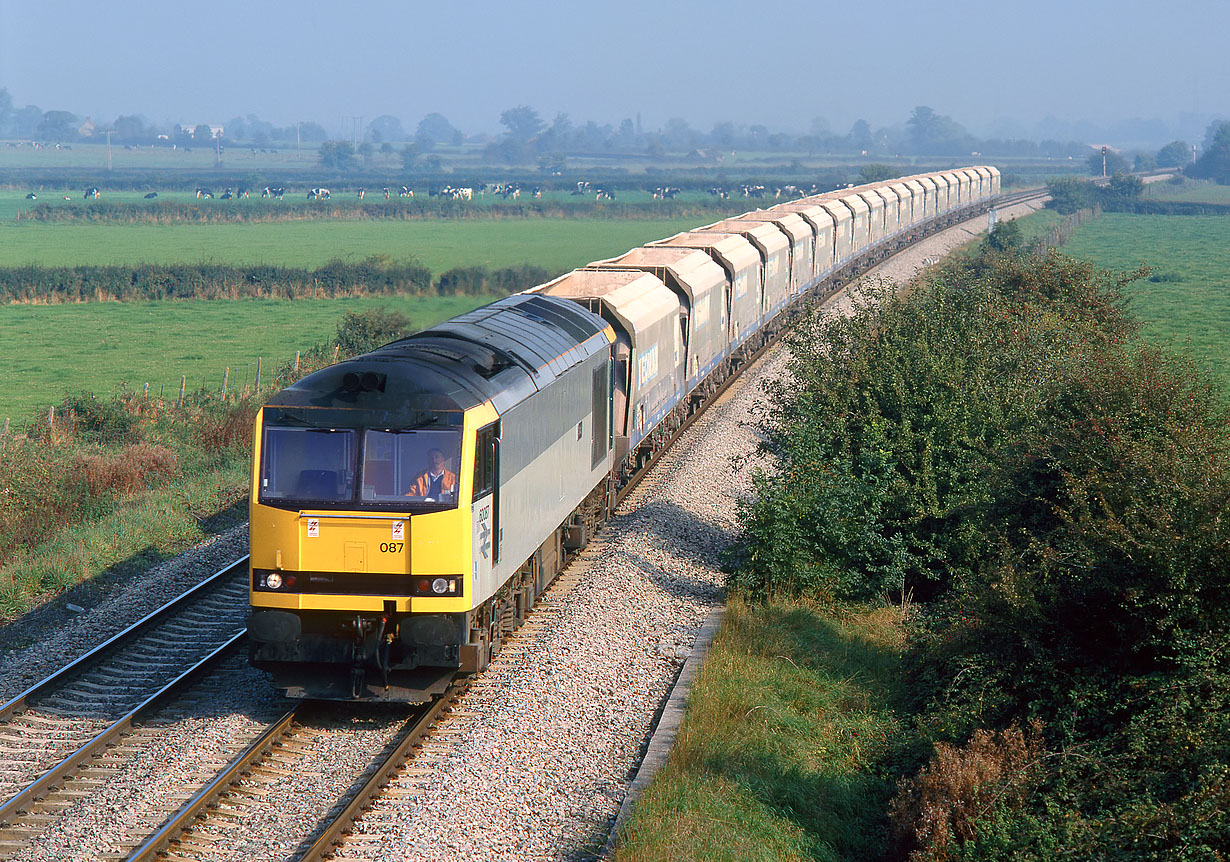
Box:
268, 293, 613, 419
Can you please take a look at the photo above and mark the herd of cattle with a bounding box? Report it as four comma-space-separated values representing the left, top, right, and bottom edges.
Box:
25, 180, 831, 205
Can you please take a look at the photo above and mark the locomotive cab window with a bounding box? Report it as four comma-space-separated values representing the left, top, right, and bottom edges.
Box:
362, 429, 462, 507
473, 423, 497, 501
260, 427, 356, 503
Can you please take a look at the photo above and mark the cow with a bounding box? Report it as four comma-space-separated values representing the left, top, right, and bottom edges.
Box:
383, 187, 392, 199
84, 187, 100, 200
25, 192, 36, 200
595, 189, 615, 201
221, 188, 234, 200
195, 187, 213, 199
144, 192, 158, 199
308, 187, 331, 200
261, 186, 285, 200
399, 186, 414, 198
356, 188, 365, 200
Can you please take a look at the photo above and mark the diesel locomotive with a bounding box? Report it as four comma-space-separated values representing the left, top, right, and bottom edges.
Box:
247, 166, 1001, 700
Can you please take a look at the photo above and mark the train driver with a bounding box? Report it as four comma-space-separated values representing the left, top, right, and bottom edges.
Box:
406, 447, 457, 501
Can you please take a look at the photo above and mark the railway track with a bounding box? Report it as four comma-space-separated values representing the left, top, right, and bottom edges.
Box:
0, 560, 248, 857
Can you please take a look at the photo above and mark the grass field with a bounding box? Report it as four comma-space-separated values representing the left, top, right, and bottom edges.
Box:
0, 214, 715, 273
1062, 213, 1230, 393
1142, 179, 1230, 204
613, 598, 906, 861
0, 294, 499, 424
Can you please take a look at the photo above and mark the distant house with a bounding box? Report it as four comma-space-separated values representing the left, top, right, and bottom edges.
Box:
78, 117, 96, 138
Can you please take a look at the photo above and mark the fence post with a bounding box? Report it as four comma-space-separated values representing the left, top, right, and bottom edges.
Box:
255, 357, 262, 390
48, 405, 54, 427
143, 382, 149, 399
179, 375, 186, 406
294, 351, 300, 373
222, 367, 229, 397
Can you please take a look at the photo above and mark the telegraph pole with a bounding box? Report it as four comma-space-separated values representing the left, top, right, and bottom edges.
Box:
105, 130, 114, 171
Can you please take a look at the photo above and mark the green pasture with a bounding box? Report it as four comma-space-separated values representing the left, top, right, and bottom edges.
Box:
1142, 179, 1230, 204
0, 216, 713, 273
1063, 213, 1230, 393
0, 294, 498, 424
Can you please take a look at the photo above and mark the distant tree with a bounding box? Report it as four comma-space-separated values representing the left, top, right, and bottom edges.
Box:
1133, 152, 1157, 172
10, 104, 42, 137
499, 105, 544, 142
1188, 122, 1230, 184
380, 141, 393, 156
1156, 139, 1192, 168
368, 114, 405, 143
399, 142, 421, 170
711, 121, 738, 148
0, 88, 13, 134
112, 115, 147, 143
809, 116, 831, 138
663, 117, 699, 150
415, 113, 462, 149
906, 105, 972, 155
298, 122, 328, 143
357, 141, 374, 162
847, 119, 873, 153
318, 140, 357, 170
193, 123, 214, 142
38, 110, 79, 140
859, 164, 897, 184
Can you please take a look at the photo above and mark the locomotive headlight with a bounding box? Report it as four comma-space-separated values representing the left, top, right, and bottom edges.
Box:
265, 572, 284, 590
431, 578, 449, 595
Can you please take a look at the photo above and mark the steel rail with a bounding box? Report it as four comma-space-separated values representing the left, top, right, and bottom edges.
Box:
0, 632, 245, 826
0, 556, 249, 723
125, 703, 302, 861
295, 684, 462, 862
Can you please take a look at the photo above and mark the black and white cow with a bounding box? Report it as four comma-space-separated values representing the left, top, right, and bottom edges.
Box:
84, 187, 100, 200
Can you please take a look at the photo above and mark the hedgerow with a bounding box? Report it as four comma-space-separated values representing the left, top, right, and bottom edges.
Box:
725, 242, 1230, 858
0, 260, 549, 305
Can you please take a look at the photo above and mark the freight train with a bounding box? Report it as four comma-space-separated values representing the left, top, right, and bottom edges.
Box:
247, 166, 1001, 700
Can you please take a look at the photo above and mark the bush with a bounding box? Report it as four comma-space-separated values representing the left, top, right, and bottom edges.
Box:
334, 307, 413, 355
888, 722, 1047, 861
77, 442, 178, 497
57, 392, 137, 444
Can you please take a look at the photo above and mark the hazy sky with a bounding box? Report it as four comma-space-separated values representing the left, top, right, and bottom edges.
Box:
1, 0, 1227, 142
